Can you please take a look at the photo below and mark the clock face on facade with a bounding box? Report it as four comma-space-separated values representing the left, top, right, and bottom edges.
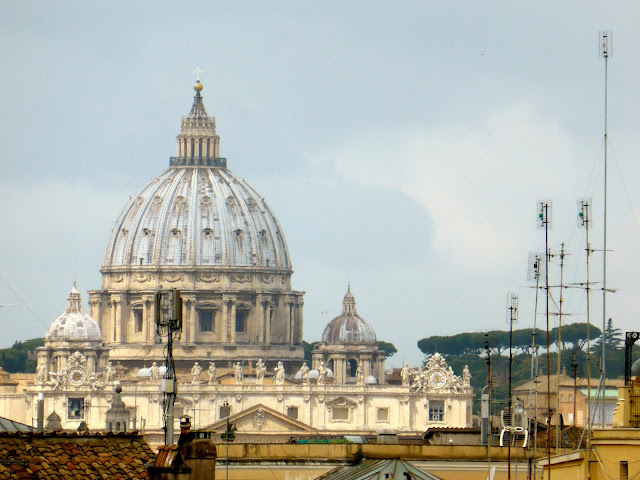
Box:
68, 367, 88, 386
429, 370, 447, 388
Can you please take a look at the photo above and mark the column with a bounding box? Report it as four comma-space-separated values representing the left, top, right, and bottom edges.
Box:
189, 297, 196, 344
288, 301, 294, 344
264, 300, 272, 345
221, 300, 229, 343
111, 299, 120, 343
229, 299, 237, 343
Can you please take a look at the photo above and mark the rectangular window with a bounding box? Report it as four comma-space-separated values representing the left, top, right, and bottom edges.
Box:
134, 309, 143, 333
377, 407, 389, 422
332, 407, 349, 421
287, 406, 299, 420
235, 308, 249, 333
220, 405, 230, 419
68, 398, 84, 420
429, 401, 444, 422
199, 310, 215, 333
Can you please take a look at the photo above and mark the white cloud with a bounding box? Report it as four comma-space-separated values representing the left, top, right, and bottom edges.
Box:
317, 100, 583, 273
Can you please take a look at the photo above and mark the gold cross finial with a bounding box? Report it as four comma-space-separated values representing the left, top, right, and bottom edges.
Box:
193, 66, 203, 82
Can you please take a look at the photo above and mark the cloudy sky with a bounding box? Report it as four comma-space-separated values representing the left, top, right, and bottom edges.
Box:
1, 2, 639, 367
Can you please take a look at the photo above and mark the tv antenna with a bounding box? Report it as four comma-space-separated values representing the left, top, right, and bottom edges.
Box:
526, 252, 543, 479
155, 289, 183, 445
536, 199, 553, 471
577, 198, 595, 459
505, 292, 518, 480
599, 29, 612, 429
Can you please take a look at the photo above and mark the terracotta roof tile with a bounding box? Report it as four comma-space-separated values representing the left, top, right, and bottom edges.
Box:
0, 432, 154, 479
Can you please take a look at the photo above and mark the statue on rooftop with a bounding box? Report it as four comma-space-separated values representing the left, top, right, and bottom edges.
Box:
234, 362, 244, 384
255, 359, 266, 385
274, 361, 285, 385
401, 363, 411, 387
317, 362, 327, 386
298, 362, 310, 384
191, 362, 202, 384
208, 362, 217, 385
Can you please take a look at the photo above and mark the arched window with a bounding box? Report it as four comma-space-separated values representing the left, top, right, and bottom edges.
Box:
348, 359, 358, 377
236, 307, 249, 333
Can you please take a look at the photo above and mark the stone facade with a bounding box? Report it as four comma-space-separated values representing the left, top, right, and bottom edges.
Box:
0, 81, 474, 441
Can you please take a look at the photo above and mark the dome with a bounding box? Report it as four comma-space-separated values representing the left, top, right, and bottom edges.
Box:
45, 285, 102, 342
321, 286, 377, 345
102, 84, 290, 269
364, 375, 378, 385
103, 168, 290, 268
632, 357, 640, 377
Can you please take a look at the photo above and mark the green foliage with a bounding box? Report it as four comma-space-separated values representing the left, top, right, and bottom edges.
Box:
376, 341, 397, 359
417, 321, 630, 415
551, 323, 602, 351
0, 338, 44, 373
303, 341, 318, 362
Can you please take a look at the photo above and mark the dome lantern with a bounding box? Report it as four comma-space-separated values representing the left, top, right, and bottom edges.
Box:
172, 78, 225, 168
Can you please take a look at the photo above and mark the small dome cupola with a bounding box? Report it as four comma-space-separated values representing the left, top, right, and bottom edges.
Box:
45, 284, 102, 342
172, 70, 226, 168
321, 286, 377, 345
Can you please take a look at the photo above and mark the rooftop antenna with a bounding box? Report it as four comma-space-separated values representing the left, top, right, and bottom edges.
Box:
554, 242, 567, 449
156, 289, 183, 445
599, 29, 612, 429
537, 199, 553, 473
506, 292, 519, 480
526, 252, 543, 478
577, 198, 594, 463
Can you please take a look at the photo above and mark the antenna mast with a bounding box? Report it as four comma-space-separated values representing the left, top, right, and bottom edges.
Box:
527, 252, 544, 479
506, 292, 519, 480
578, 198, 593, 467
599, 29, 612, 429
555, 242, 566, 449
537, 199, 552, 474
156, 289, 183, 445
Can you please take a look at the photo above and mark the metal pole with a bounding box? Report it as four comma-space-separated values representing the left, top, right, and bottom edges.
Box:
600, 30, 611, 429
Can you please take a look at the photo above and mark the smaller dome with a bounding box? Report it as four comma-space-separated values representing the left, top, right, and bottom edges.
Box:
45, 285, 102, 342
632, 358, 640, 377
321, 286, 377, 345
137, 367, 151, 377
364, 375, 378, 385
308, 369, 319, 379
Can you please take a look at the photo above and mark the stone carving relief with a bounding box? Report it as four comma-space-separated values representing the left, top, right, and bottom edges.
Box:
252, 408, 266, 430
198, 272, 221, 283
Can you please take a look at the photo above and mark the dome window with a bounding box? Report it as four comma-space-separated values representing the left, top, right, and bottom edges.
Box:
171, 229, 181, 237
235, 307, 249, 333
203, 228, 213, 237
234, 229, 242, 237
121, 228, 128, 236
143, 228, 151, 236
152, 196, 162, 205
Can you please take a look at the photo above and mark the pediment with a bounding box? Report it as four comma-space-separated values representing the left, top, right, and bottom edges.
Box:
326, 396, 357, 408
206, 403, 315, 434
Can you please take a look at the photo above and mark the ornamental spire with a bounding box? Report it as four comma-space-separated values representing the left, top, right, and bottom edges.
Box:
342, 285, 357, 315
171, 73, 226, 168
66, 283, 83, 313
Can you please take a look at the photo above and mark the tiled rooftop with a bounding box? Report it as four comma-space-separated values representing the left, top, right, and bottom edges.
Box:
0, 432, 154, 479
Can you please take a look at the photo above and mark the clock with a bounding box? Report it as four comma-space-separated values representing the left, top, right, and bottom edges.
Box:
68, 367, 88, 386
429, 370, 447, 388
